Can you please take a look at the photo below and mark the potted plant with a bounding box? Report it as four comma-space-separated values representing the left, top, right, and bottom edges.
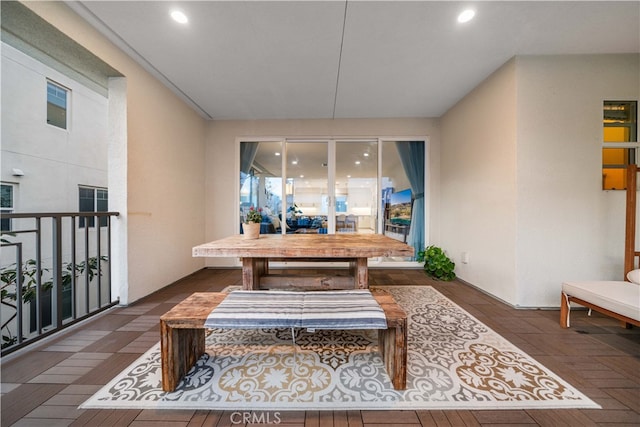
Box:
1, 255, 107, 348
416, 245, 456, 281
243, 206, 262, 239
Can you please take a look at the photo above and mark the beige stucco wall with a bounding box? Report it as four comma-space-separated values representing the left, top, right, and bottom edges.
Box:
442, 54, 640, 307
24, 1, 207, 304
440, 59, 518, 305
515, 54, 640, 307
204, 118, 441, 267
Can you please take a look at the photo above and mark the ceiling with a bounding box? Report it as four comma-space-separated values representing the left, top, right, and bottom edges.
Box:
68, 1, 639, 121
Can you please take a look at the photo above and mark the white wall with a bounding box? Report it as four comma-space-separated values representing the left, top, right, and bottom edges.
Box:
1, 43, 108, 212
440, 59, 518, 305
515, 54, 640, 307
24, 2, 208, 304
1, 42, 112, 276
204, 118, 440, 267
441, 54, 640, 308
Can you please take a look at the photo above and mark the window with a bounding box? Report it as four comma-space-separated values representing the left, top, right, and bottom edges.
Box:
602, 101, 638, 190
79, 186, 108, 228
239, 138, 426, 262
1, 184, 14, 232
47, 81, 68, 129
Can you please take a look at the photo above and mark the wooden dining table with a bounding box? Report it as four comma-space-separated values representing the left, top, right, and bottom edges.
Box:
192, 234, 414, 290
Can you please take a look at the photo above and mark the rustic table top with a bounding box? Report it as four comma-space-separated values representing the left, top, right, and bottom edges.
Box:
192, 234, 414, 259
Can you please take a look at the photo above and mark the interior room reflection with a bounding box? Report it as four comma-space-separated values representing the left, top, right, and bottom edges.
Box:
239, 140, 424, 259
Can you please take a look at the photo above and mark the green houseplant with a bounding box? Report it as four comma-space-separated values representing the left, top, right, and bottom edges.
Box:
1, 253, 107, 349
245, 206, 263, 223
243, 207, 262, 239
416, 245, 456, 281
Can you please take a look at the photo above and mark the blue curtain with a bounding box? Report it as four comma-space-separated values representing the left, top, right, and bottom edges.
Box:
395, 141, 425, 258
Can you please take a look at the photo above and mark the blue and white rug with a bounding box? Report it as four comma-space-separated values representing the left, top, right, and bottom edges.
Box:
81, 286, 599, 410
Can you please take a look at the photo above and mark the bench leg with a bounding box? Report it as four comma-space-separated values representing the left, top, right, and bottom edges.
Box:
378, 319, 407, 390
560, 292, 570, 328
160, 321, 205, 392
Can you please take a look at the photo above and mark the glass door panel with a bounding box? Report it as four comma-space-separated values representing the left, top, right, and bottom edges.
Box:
285, 141, 328, 234
335, 141, 378, 234
381, 140, 425, 261
239, 141, 283, 234
240, 139, 425, 252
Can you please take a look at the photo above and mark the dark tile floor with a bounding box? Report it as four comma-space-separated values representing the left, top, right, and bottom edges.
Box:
1, 268, 639, 426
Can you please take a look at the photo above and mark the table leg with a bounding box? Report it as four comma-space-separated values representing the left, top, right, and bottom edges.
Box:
349, 257, 368, 289
242, 257, 268, 290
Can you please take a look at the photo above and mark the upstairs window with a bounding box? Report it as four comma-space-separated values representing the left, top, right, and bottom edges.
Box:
47, 81, 68, 129
1, 184, 15, 232
602, 101, 638, 190
79, 186, 108, 228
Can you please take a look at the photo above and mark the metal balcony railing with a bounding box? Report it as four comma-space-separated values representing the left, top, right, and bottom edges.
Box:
0, 211, 120, 356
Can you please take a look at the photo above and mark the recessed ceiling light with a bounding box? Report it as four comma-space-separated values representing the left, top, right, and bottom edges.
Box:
275, 152, 280, 156
363, 153, 369, 157
300, 175, 304, 178
457, 9, 475, 23
170, 10, 189, 24
292, 160, 298, 165
355, 161, 361, 165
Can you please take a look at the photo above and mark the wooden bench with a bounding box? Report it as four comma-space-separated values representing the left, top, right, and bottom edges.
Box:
160, 291, 407, 392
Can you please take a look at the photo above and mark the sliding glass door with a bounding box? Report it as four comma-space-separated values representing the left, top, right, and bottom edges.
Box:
239, 138, 426, 262
380, 140, 425, 261
285, 141, 329, 234
335, 140, 378, 234
239, 141, 284, 234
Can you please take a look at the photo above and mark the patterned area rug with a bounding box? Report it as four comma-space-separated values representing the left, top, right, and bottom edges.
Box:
81, 286, 599, 410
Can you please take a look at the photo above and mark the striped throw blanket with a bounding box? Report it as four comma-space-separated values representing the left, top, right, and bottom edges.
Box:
204, 290, 387, 330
